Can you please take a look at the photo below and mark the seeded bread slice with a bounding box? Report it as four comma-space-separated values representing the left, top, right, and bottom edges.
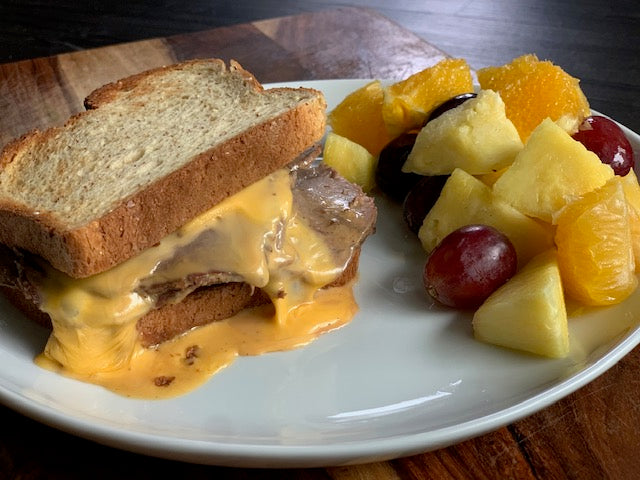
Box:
0, 59, 327, 278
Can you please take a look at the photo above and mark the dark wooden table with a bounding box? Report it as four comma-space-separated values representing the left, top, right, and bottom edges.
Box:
1, 5, 640, 479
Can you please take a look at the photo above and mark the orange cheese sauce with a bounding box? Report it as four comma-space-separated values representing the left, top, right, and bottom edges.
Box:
36, 283, 357, 399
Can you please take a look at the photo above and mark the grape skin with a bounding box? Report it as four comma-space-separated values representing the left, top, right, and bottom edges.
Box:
402, 175, 448, 234
423, 225, 517, 309
572, 115, 635, 176
375, 133, 422, 202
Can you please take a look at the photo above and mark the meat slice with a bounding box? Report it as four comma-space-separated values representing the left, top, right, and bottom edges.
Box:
293, 162, 377, 268
136, 162, 376, 305
0, 245, 44, 306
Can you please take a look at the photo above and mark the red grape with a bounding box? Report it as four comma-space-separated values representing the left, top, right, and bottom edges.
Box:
402, 175, 448, 234
375, 133, 422, 202
571, 115, 635, 176
423, 225, 517, 309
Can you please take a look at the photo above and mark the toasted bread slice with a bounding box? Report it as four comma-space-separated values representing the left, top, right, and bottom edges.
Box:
0, 59, 326, 278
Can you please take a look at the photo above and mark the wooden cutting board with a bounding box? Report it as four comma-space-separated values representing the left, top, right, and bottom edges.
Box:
1, 7, 640, 479
0, 7, 447, 149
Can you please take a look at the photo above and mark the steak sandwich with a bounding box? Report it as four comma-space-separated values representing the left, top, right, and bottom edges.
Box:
0, 59, 376, 398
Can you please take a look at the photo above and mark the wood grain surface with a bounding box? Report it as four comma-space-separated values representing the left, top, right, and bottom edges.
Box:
0, 8, 448, 148
1, 6, 640, 479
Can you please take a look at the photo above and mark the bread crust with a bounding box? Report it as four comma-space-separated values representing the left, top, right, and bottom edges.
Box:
84, 59, 262, 109
0, 59, 327, 278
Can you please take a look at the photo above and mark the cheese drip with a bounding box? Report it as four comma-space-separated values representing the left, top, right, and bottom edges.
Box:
37, 168, 342, 375
37, 283, 357, 399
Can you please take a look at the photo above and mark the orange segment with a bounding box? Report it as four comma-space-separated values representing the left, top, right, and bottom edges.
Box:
382, 58, 473, 138
554, 177, 637, 306
477, 54, 590, 141
621, 168, 640, 271
328, 80, 393, 156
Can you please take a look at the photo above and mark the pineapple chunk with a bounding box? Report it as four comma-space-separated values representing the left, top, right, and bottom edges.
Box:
418, 168, 555, 266
403, 90, 523, 176
323, 132, 377, 192
472, 249, 569, 358
476, 167, 508, 187
493, 118, 614, 222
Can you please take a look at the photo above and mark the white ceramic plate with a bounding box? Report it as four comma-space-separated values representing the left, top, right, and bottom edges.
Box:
1, 79, 640, 468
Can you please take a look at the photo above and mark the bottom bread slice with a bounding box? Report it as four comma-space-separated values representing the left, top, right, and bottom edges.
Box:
1, 248, 361, 348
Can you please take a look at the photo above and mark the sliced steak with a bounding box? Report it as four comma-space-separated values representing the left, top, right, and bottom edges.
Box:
293, 162, 377, 267
136, 162, 376, 305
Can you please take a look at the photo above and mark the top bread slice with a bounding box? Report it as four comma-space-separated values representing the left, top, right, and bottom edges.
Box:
0, 59, 327, 278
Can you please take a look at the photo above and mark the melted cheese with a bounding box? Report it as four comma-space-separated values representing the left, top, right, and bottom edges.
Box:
34, 168, 358, 398
37, 283, 357, 399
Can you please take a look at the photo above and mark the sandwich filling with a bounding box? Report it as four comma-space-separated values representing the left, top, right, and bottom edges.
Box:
3, 162, 375, 398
